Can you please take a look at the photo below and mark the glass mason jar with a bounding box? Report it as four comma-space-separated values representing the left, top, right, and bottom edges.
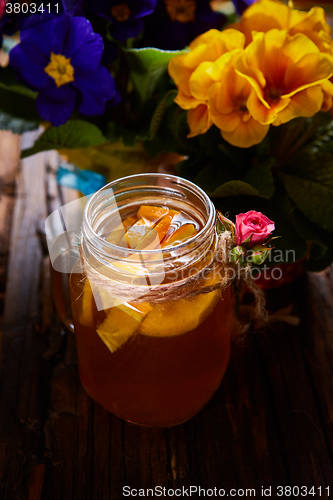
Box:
64, 174, 236, 427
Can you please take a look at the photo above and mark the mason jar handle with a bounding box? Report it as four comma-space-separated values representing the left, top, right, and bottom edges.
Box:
50, 262, 75, 334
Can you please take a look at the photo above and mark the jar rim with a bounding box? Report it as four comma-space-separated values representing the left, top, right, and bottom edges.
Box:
83, 172, 216, 256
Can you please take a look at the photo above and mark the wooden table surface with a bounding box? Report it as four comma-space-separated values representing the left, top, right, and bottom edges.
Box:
0, 133, 333, 500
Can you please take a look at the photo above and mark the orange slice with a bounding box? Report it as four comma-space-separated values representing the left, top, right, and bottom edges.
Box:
137, 205, 169, 221
139, 289, 220, 337
151, 214, 175, 241
97, 301, 152, 352
162, 223, 197, 247
122, 215, 137, 231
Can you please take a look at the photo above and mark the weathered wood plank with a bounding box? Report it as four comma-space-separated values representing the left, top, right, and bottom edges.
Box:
0, 132, 20, 316
305, 269, 333, 455
0, 146, 60, 500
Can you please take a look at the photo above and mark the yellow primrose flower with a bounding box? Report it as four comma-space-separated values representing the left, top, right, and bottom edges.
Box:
208, 51, 269, 147
234, 0, 332, 53
236, 29, 333, 126
168, 28, 245, 137
321, 79, 333, 112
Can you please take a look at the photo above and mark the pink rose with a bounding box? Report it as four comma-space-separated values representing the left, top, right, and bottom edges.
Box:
235, 211, 275, 246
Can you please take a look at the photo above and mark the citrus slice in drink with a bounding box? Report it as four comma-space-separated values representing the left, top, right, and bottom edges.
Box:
97, 302, 152, 352
137, 205, 169, 221
162, 223, 196, 247
121, 209, 180, 250
139, 289, 220, 337
94, 203, 210, 348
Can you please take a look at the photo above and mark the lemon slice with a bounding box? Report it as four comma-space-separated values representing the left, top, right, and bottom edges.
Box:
97, 302, 152, 352
139, 289, 220, 337
80, 280, 95, 327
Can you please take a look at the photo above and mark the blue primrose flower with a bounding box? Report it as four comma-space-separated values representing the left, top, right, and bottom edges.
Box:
10, 14, 117, 126
91, 0, 157, 41
142, 0, 227, 50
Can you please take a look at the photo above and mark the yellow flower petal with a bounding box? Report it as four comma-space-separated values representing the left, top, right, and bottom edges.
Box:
235, 0, 332, 52
235, 0, 290, 43
236, 28, 333, 125
214, 111, 241, 133
190, 28, 245, 55
272, 85, 324, 125
187, 104, 212, 138
321, 79, 333, 111
208, 50, 269, 147
168, 29, 245, 113
206, 49, 241, 82
246, 90, 290, 124
290, 7, 332, 53
209, 81, 237, 121
284, 52, 333, 96
189, 61, 217, 101
221, 117, 269, 148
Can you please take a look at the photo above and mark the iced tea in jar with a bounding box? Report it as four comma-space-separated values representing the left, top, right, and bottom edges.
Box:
70, 174, 236, 427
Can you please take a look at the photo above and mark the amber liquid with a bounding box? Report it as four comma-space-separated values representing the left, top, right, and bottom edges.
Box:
70, 273, 234, 427
54, 199, 236, 427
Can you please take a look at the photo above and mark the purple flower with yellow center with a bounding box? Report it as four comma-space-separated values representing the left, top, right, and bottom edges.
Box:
9, 14, 117, 126
143, 0, 227, 50
91, 0, 157, 41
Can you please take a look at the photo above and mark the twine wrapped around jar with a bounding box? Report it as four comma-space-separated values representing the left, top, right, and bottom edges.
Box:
81, 230, 268, 327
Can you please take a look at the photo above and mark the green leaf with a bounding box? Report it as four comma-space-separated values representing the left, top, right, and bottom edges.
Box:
21, 120, 107, 158
126, 47, 186, 101
281, 155, 333, 232
216, 211, 235, 235
149, 89, 177, 139
230, 245, 246, 264
212, 180, 260, 198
